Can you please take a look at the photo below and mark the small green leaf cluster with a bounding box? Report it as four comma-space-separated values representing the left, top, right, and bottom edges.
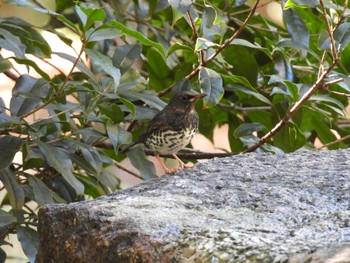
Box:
0, 0, 349, 261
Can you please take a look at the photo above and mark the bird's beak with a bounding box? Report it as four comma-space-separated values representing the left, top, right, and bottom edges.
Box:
189, 93, 207, 102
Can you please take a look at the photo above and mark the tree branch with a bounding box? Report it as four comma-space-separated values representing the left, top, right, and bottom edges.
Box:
20, 40, 87, 119
243, 0, 341, 153
159, 1, 260, 96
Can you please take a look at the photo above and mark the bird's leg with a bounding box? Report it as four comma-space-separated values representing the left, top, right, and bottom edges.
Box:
155, 154, 173, 174
172, 154, 193, 169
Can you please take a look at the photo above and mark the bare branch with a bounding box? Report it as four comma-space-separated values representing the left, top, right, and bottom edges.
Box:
187, 10, 205, 66
316, 134, 350, 150
113, 161, 143, 180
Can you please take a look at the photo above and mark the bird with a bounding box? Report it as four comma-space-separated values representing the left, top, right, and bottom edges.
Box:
121, 91, 207, 173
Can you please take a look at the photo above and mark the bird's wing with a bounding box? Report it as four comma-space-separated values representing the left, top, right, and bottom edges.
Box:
143, 110, 171, 134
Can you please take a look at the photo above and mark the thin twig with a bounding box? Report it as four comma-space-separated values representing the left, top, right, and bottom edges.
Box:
95, 140, 234, 159
159, 0, 260, 97
316, 134, 350, 149
113, 161, 143, 180
320, 0, 338, 60
187, 10, 205, 66
20, 40, 87, 119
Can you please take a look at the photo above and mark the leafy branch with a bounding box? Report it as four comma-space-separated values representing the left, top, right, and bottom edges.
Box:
244, 0, 346, 153
159, 0, 261, 96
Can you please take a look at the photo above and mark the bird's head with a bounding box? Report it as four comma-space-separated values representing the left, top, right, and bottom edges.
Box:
167, 91, 207, 111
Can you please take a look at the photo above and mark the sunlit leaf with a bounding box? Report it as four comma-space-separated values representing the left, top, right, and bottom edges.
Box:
108, 21, 165, 56
88, 28, 122, 42
231, 39, 272, 59
195, 37, 219, 51
284, 0, 319, 9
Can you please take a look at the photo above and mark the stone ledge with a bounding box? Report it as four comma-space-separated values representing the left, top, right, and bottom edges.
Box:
36, 150, 350, 262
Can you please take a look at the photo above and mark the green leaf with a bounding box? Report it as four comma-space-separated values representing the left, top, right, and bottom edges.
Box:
169, 0, 192, 24
277, 40, 320, 59
88, 27, 122, 42
318, 29, 331, 50
16, 226, 39, 263
119, 90, 166, 111
37, 141, 84, 195
0, 20, 51, 57
128, 149, 156, 179
273, 122, 306, 152
98, 166, 120, 190
312, 117, 337, 146
53, 52, 99, 86
0, 209, 15, 227
309, 94, 344, 110
0, 168, 25, 213
120, 97, 136, 120
0, 58, 12, 72
234, 123, 267, 137
284, 0, 319, 9
107, 21, 165, 56
106, 120, 120, 152
0, 28, 26, 59
10, 57, 50, 80
0, 136, 22, 169
223, 75, 271, 105
27, 176, 54, 206
283, 7, 309, 56
168, 42, 193, 56
230, 39, 272, 59
202, 5, 216, 28
85, 48, 121, 90
222, 46, 258, 86
199, 67, 224, 107
76, 5, 106, 31
146, 47, 171, 79
112, 44, 142, 75
10, 76, 49, 117
195, 37, 220, 51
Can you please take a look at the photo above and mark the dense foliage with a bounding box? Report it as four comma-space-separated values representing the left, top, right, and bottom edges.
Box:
0, 0, 349, 261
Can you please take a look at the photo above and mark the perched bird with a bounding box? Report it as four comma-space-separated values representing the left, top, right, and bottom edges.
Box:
121, 91, 206, 173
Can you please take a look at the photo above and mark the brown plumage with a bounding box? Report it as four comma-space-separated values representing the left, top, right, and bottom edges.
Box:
121, 91, 206, 173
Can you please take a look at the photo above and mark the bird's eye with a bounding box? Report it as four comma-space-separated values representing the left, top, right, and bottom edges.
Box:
182, 95, 189, 101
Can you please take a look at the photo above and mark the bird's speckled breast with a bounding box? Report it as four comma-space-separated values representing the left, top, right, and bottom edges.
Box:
144, 128, 197, 154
